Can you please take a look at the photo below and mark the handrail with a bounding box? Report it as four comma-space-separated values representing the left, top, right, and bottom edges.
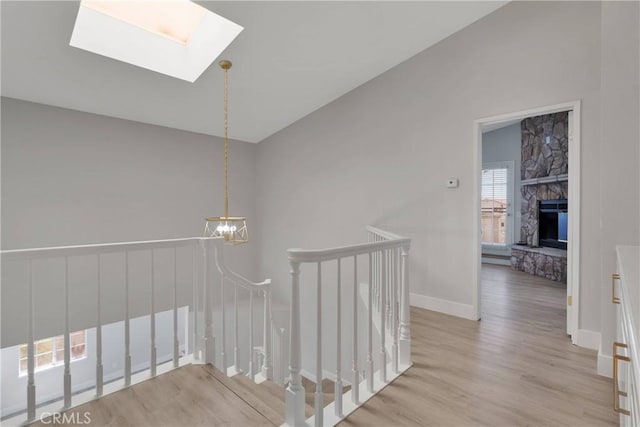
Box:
213, 243, 271, 290
287, 238, 410, 263
1, 237, 201, 260
365, 225, 408, 241
1, 238, 271, 291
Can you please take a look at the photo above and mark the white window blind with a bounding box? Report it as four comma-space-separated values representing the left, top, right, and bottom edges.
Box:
481, 168, 508, 245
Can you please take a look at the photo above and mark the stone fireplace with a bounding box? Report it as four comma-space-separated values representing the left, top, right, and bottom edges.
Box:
511, 112, 569, 283
520, 112, 569, 246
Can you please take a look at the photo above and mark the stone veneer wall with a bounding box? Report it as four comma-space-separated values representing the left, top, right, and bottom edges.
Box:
520, 112, 569, 246
521, 182, 568, 246
511, 245, 567, 283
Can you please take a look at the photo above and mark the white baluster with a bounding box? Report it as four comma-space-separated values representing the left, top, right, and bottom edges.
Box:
150, 250, 157, 377
272, 326, 277, 384
124, 252, 132, 386
202, 240, 215, 365
379, 251, 387, 383
367, 252, 374, 393
26, 260, 36, 421
63, 257, 71, 408
233, 285, 241, 374
387, 246, 392, 333
96, 255, 103, 396
378, 237, 383, 308
213, 241, 226, 372
249, 290, 255, 381
351, 255, 359, 405
173, 247, 179, 368
262, 289, 273, 380
392, 248, 399, 374
374, 239, 379, 308
285, 260, 305, 427
192, 245, 199, 361
221, 275, 227, 372
399, 245, 411, 366
335, 258, 343, 417
279, 327, 286, 385
315, 262, 323, 427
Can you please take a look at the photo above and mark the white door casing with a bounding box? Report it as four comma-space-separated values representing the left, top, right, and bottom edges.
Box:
473, 100, 581, 341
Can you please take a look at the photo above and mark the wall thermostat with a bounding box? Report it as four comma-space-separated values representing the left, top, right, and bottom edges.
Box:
447, 178, 459, 188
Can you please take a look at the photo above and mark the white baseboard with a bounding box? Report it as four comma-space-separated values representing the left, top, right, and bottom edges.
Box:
597, 351, 613, 378
410, 293, 476, 320
575, 329, 600, 351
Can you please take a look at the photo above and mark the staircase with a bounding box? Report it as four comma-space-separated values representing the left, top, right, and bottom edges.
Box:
284, 226, 412, 426
0, 237, 280, 425
1, 226, 412, 426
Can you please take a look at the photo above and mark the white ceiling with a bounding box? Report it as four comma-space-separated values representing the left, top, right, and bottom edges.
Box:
1, 1, 507, 143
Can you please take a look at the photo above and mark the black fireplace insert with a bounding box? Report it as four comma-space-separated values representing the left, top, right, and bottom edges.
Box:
538, 199, 568, 250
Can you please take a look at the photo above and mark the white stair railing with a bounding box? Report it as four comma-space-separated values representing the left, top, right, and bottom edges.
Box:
1, 237, 277, 424
367, 226, 412, 368
253, 317, 286, 386
284, 226, 412, 427
211, 242, 275, 380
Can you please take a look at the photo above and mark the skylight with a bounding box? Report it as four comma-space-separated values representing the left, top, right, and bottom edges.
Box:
70, 0, 243, 82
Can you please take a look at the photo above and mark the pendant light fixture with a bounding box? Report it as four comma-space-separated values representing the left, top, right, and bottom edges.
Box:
204, 60, 248, 244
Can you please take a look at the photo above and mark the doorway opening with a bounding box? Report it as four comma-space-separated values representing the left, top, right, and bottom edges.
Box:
473, 101, 581, 343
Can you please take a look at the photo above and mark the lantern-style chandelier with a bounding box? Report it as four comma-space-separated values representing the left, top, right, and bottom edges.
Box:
203, 60, 248, 244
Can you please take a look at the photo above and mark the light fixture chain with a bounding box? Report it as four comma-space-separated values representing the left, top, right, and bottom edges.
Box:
223, 65, 229, 219
203, 59, 247, 244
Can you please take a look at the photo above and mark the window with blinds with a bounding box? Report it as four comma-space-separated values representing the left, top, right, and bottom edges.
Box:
481, 167, 508, 245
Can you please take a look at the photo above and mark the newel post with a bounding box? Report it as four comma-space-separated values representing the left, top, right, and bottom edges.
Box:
285, 259, 305, 426
399, 244, 412, 366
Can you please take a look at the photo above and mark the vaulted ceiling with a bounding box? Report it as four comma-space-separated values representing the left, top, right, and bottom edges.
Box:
1, 1, 507, 143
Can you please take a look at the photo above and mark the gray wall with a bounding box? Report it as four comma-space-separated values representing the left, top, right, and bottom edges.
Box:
599, 1, 640, 362
1, 98, 260, 346
481, 123, 521, 251
1, 98, 257, 259
255, 0, 638, 348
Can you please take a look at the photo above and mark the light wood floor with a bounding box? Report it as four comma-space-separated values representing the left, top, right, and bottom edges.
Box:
36, 265, 617, 426
341, 264, 617, 426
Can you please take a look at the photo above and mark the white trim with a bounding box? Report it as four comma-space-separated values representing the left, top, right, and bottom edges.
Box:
575, 329, 600, 351
567, 106, 581, 343
597, 351, 613, 378
410, 293, 475, 321
473, 100, 581, 342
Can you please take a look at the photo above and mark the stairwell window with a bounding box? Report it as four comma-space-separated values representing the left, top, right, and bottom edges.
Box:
481, 162, 514, 246
19, 330, 87, 375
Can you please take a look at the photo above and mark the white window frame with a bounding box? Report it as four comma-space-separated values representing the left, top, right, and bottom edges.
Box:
481, 160, 515, 249
18, 330, 87, 376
